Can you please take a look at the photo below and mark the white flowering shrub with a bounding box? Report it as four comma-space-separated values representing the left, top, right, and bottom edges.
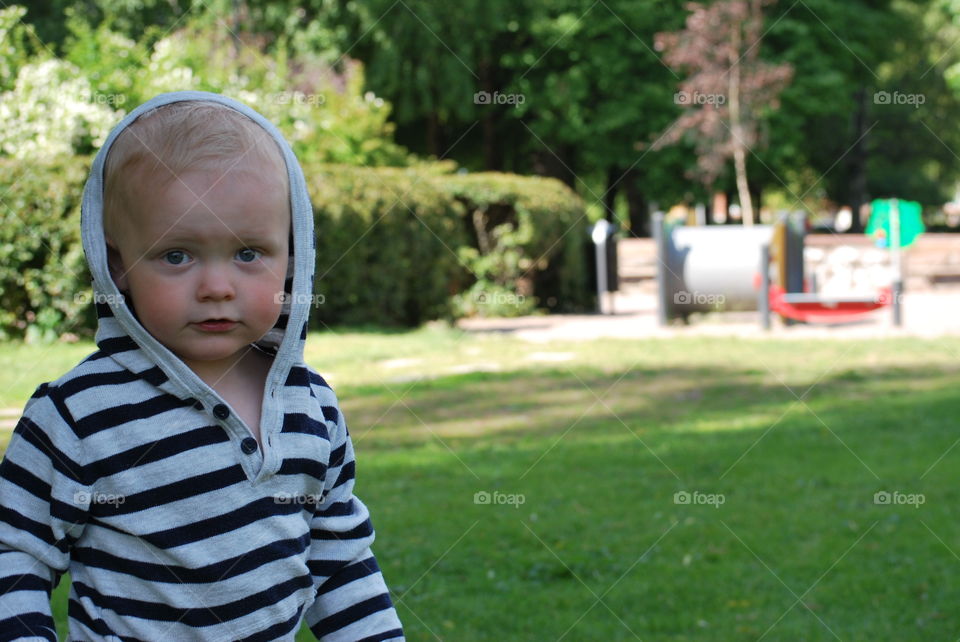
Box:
0, 58, 120, 160
139, 33, 199, 96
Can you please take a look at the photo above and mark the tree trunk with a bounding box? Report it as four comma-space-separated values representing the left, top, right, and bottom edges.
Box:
728, 22, 754, 226
847, 85, 870, 234
425, 111, 444, 158
623, 170, 650, 237
481, 113, 501, 171
530, 146, 576, 189
478, 59, 502, 170
751, 182, 763, 223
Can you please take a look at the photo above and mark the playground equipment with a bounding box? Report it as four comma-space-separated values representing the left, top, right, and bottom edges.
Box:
654, 216, 776, 322
653, 209, 902, 328
866, 198, 924, 326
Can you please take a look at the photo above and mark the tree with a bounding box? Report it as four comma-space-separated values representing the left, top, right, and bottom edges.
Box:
337, 0, 695, 235
651, 0, 792, 225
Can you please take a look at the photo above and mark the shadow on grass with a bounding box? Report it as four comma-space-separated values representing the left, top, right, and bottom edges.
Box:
351, 362, 960, 640
311, 322, 429, 335
341, 362, 959, 454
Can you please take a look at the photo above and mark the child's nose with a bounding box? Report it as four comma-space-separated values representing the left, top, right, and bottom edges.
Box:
196, 263, 235, 300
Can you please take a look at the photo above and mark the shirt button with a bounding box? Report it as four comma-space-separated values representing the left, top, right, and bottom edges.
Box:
240, 438, 258, 455
213, 404, 230, 420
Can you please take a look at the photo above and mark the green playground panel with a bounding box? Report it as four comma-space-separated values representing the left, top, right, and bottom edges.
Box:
867, 198, 924, 248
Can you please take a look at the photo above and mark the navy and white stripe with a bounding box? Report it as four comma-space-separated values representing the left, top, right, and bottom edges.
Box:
0, 92, 403, 641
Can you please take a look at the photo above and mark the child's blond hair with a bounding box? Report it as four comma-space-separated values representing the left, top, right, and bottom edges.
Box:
103, 100, 289, 243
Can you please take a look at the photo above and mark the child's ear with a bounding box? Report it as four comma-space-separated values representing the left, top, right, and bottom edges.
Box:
106, 237, 129, 291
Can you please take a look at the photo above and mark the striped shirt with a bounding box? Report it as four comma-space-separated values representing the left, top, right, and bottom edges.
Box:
0, 92, 404, 641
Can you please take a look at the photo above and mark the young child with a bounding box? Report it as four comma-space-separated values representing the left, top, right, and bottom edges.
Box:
0, 92, 405, 641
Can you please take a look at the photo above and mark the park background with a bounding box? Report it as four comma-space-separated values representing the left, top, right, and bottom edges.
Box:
3, 0, 960, 640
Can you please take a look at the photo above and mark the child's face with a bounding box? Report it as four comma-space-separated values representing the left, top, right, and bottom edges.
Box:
107, 156, 290, 374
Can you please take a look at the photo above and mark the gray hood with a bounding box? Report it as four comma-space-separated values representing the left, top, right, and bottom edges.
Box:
80, 90, 315, 404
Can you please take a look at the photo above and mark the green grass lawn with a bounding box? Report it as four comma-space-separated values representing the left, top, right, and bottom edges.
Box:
4, 326, 960, 640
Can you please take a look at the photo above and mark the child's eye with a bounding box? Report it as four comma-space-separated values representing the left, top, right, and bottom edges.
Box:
163, 250, 189, 265
237, 248, 260, 263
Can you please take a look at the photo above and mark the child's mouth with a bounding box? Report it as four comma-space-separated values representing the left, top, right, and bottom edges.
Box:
194, 319, 237, 332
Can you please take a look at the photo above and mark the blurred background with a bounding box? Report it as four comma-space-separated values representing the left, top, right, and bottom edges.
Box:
6, 0, 960, 339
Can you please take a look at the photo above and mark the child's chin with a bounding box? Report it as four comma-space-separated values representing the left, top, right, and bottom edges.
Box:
170, 341, 245, 362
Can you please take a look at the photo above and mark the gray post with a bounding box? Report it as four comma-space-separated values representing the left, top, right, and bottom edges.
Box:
592, 220, 610, 315
653, 211, 669, 326
890, 200, 903, 327
759, 243, 771, 330
892, 280, 903, 327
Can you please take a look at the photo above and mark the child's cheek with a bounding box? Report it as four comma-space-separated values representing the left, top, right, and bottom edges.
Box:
132, 273, 187, 332
256, 279, 286, 326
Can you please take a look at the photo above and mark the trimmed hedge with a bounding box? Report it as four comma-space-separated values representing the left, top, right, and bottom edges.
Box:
308, 165, 468, 327
0, 161, 591, 339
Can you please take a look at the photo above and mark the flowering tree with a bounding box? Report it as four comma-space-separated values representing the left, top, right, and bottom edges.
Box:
652, 0, 792, 225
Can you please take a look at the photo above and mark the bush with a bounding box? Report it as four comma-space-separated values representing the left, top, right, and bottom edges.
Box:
0, 160, 592, 339
308, 165, 469, 327
0, 6, 592, 338
440, 172, 592, 317
0, 57, 121, 160
121, 23, 413, 168
0, 157, 93, 341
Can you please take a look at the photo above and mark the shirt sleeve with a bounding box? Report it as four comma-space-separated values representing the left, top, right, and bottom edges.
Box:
303, 388, 404, 642
0, 385, 90, 642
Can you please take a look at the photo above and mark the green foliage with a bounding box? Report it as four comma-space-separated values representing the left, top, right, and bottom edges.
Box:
62, 11, 146, 109
14, 0, 960, 214
3, 4, 410, 169
0, 160, 592, 339
0, 157, 93, 342
337, 0, 699, 211
0, 5, 37, 91
308, 166, 593, 326
334, 0, 960, 218
441, 172, 591, 317
759, 0, 960, 206
870, 0, 960, 204
308, 164, 469, 328
108, 20, 412, 168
